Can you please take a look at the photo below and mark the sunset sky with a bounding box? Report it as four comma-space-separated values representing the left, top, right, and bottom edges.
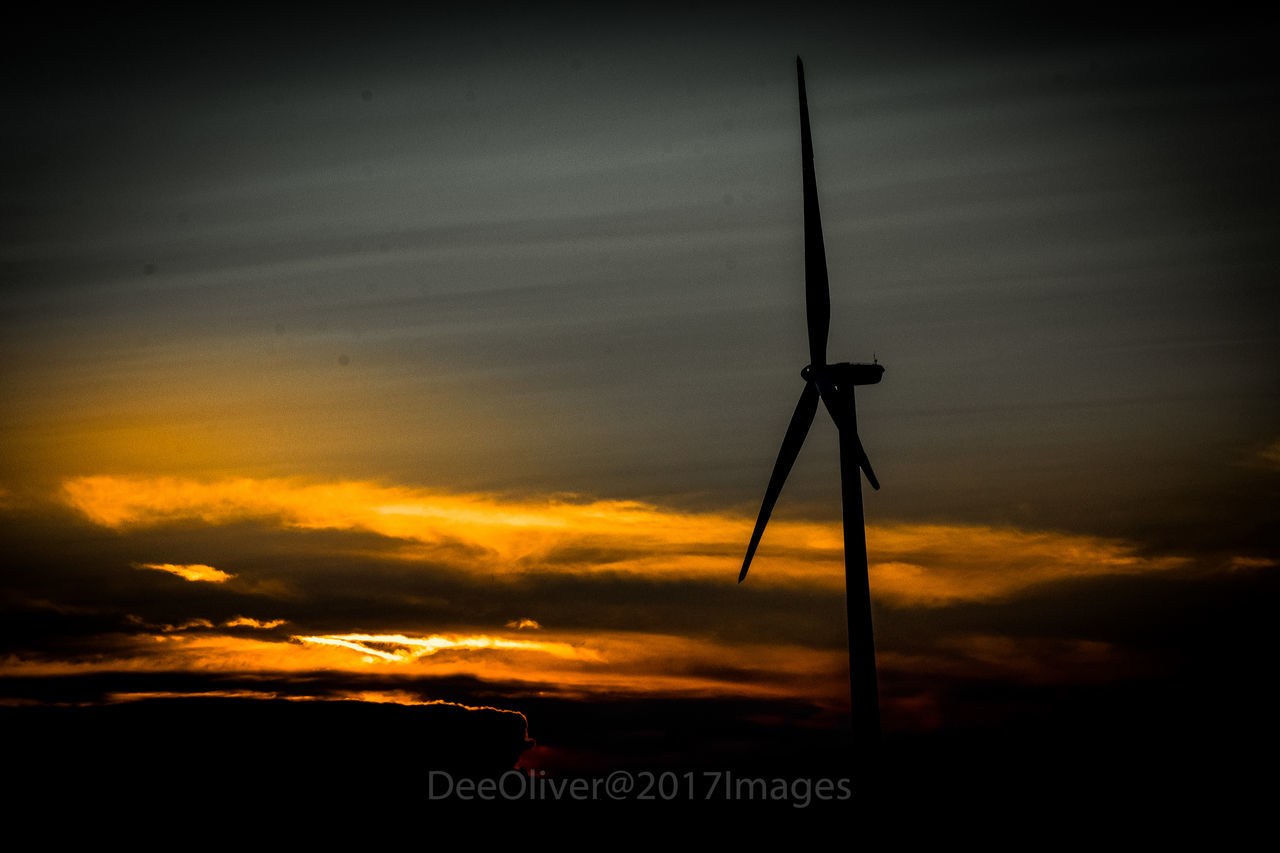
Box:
3, 3, 1277, 804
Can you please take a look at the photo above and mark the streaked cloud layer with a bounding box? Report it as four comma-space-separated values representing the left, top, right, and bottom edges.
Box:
0, 471, 1239, 722
1, 619, 849, 704
65, 475, 1189, 606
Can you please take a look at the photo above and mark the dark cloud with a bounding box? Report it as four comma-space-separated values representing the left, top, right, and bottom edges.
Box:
876, 557, 1280, 656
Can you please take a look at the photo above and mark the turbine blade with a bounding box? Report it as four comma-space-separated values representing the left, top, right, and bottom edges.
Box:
739, 381, 821, 582
798, 56, 830, 370
856, 433, 880, 491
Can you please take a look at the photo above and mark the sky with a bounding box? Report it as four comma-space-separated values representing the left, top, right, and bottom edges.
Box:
3, 2, 1278, 814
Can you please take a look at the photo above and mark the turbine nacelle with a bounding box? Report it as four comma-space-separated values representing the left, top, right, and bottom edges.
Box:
800, 362, 885, 387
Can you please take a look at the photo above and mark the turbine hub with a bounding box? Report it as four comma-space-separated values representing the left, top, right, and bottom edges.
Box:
801, 362, 885, 386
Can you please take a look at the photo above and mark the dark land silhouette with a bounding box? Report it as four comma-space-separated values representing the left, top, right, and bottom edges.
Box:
6, 695, 531, 801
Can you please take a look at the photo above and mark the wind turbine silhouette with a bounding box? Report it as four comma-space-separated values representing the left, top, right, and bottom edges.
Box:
738, 57, 884, 750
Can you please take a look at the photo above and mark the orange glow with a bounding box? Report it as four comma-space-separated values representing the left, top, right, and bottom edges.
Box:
67, 474, 1189, 604
107, 689, 288, 703
4, 621, 1137, 722
867, 524, 1189, 605
294, 632, 602, 663
0, 628, 849, 704
223, 616, 288, 629
133, 562, 234, 583
60, 474, 841, 587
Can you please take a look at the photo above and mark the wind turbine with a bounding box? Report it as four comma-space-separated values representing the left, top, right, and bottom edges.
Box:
738, 57, 884, 751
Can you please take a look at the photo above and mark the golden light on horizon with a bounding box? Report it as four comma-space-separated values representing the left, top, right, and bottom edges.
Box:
293, 632, 604, 663
0, 627, 851, 704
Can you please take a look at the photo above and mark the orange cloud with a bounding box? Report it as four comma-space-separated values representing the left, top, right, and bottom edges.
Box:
867, 525, 1189, 606
133, 562, 234, 583
63, 474, 840, 585
506, 619, 541, 630
68, 475, 1188, 605
293, 632, 603, 663
224, 616, 288, 629
0, 627, 848, 705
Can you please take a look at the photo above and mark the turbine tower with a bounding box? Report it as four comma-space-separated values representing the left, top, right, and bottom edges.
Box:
738, 57, 884, 752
